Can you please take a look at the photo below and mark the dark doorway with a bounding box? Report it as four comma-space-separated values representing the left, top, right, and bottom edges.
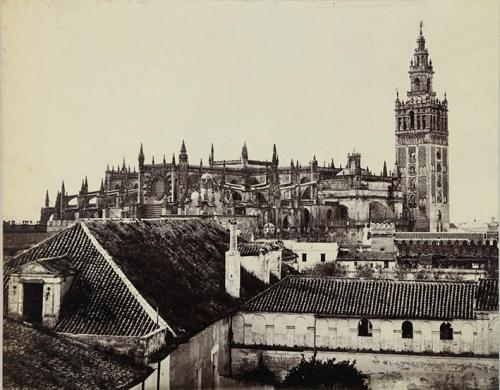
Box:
23, 283, 43, 323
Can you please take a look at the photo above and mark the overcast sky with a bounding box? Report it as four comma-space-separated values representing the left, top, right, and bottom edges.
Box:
2, 0, 498, 223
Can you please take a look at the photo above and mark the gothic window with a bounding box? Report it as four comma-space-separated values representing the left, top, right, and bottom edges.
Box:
437, 191, 442, 203
436, 149, 441, 160
151, 178, 165, 200
409, 111, 415, 129
232, 192, 242, 201
422, 116, 426, 128
426, 78, 431, 92
403, 118, 407, 131
437, 163, 442, 172
440, 323, 453, 340
133, 183, 138, 189
398, 118, 401, 131
409, 178, 416, 191
402, 321, 413, 339
408, 194, 416, 208
417, 116, 421, 129
437, 111, 441, 130
409, 149, 416, 163
358, 319, 373, 337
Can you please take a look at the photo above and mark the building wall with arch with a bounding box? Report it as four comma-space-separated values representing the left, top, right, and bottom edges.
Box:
231, 311, 499, 356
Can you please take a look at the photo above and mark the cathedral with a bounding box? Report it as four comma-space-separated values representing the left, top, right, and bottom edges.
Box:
40, 24, 449, 234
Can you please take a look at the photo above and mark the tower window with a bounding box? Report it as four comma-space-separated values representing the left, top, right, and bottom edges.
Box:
414, 78, 420, 91
409, 111, 415, 129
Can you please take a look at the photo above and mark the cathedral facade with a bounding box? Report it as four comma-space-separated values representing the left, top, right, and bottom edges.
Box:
40, 24, 448, 235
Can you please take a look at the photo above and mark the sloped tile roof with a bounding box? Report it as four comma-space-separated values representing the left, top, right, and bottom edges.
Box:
80, 219, 268, 337
238, 243, 266, 256
3, 319, 152, 390
4, 223, 159, 336
476, 279, 498, 311
11, 254, 76, 276
242, 276, 492, 320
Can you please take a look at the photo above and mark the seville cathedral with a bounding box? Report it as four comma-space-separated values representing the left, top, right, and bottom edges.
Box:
40, 24, 449, 235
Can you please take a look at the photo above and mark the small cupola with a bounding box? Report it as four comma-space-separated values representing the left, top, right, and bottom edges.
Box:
7, 254, 76, 328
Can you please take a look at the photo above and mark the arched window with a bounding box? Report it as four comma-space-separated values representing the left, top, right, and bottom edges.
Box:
422, 116, 426, 128
403, 118, 407, 130
402, 321, 413, 339
232, 192, 242, 201
358, 319, 373, 337
440, 322, 453, 340
409, 111, 415, 129
426, 79, 431, 92
417, 116, 421, 129
398, 118, 401, 131
437, 111, 441, 130
414, 78, 420, 91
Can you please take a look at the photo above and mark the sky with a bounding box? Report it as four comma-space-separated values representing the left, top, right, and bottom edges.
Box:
2, 0, 499, 223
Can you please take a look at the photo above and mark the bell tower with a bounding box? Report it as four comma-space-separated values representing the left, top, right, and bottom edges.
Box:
395, 22, 449, 232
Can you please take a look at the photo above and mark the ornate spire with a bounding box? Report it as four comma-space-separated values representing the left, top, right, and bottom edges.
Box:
172, 153, 176, 166
179, 140, 188, 164
209, 143, 214, 166
45, 190, 50, 207
272, 144, 278, 166
61, 180, 66, 196
138, 143, 145, 167
122, 158, 126, 171
241, 142, 248, 160
163, 155, 166, 165
383, 161, 388, 177
100, 178, 105, 193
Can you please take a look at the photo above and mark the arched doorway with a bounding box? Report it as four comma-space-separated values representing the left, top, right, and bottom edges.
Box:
336, 205, 349, 220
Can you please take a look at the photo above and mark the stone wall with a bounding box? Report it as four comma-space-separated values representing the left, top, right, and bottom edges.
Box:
169, 317, 231, 389
231, 347, 499, 389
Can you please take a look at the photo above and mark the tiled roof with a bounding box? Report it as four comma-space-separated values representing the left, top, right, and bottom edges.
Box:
12, 254, 76, 276
476, 279, 498, 311
3, 319, 152, 390
238, 243, 266, 256
242, 276, 492, 320
4, 223, 159, 337
83, 219, 269, 336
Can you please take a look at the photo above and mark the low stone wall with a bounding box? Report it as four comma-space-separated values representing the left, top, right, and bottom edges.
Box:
232, 347, 499, 389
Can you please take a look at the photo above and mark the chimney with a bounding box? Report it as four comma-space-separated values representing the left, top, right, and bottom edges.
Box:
259, 247, 270, 284
225, 219, 241, 298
